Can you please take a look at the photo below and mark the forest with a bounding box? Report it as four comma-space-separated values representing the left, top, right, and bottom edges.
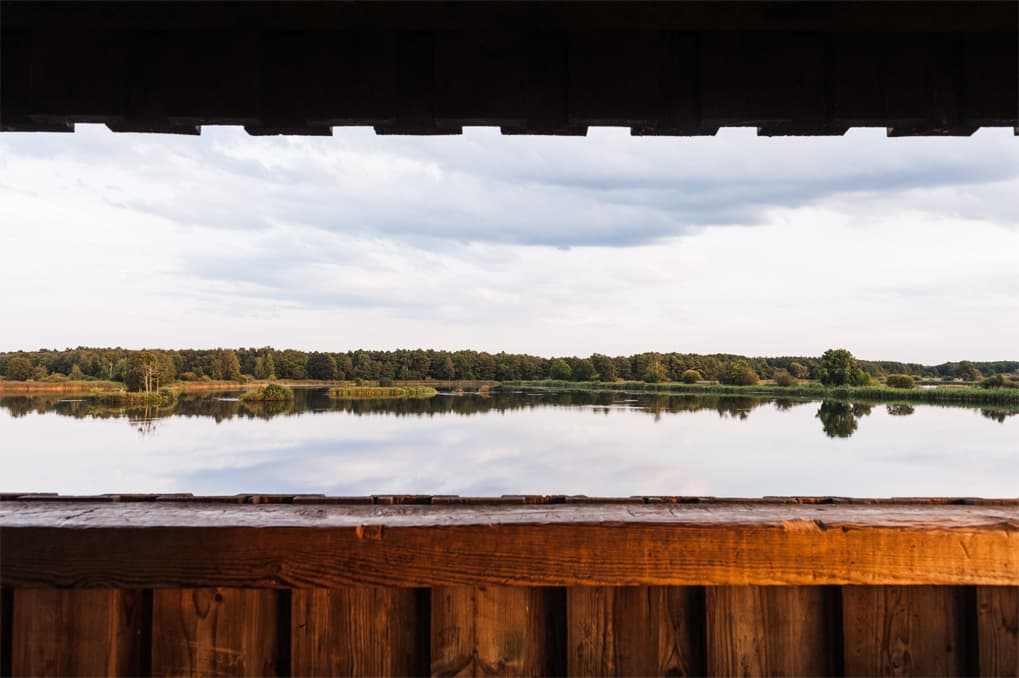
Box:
0, 346, 1016, 390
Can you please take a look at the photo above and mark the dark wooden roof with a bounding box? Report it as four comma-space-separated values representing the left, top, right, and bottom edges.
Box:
3, 1, 1017, 136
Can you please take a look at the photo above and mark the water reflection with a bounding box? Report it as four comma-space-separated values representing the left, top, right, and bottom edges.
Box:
3, 389, 1017, 497
0, 390, 1016, 441
815, 401, 873, 438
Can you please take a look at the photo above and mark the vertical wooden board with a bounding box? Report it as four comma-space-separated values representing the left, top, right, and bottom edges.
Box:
152, 588, 278, 677
432, 585, 564, 676
291, 587, 426, 676
652, 586, 706, 677
568, 587, 645, 676
842, 586, 970, 676
706, 586, 836, 676
977, 586, 1018, 676
2, 589, 12, 678
11, 589, 143, 677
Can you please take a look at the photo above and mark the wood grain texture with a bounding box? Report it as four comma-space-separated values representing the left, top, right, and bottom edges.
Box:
151, 588, 279, 677
706, 586, 838, 676
431, 585, 564, 676
10, 589, 143, 677
977, 586, 1019, 676
2, 588, 12, 678
842, 585, 971, 676
568, 586, 704, 676
291, 587, 426, 677
4, 501, 1018, 588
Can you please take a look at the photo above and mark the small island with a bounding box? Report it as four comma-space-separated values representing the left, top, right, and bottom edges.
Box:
240, 383, 295, 402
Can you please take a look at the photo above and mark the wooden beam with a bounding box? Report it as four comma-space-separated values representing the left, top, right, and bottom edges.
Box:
3, 502, 1017, 588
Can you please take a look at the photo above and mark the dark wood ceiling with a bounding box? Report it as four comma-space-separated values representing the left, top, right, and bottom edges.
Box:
2, 1, 1016, 136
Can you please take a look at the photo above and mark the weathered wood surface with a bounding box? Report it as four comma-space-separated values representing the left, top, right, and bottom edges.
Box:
842, 585, 973, 676
706, 585, 838, 676
3, 502, 1017, 588
291, 587, 427, 677
977, 586, 1019, 676
1, 588, 12, 678
567, 586, 705, 676
432, 585, 564, 676
151, 588, 280, 677
10, 589, 143, 677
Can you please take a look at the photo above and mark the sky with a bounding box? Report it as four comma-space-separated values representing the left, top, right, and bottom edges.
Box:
1, 124, 1017, 364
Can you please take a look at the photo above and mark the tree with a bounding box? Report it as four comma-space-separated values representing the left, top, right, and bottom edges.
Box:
69, 363, 85, 381
980, 374, 1010, 389
788, 362, 810, 379
254, 351, 277, 380
549, 359, 572, 381
307, 352, 338, 380
5, 356, 34, 381
955, 361, 982, 381
642, 356, 667, 383
772, 368, 796, 386
571, 358, 597, 382
590, 354, 617, 382
816, 348, 868, 387
719, 361, 759, 386
681, 369, 702, 384
126, 351, 162, 393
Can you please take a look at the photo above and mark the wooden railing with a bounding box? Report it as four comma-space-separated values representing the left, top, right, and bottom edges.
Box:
2, 495, 1017, 676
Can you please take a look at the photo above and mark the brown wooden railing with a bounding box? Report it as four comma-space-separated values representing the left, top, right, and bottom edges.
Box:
2, 494, 1017, 676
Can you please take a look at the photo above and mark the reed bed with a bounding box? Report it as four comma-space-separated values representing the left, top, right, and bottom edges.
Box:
328, 386, 438, 399
502, 380, 1019, 405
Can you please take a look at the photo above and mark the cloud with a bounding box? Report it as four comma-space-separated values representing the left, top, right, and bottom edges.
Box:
2, 125, 1016, 251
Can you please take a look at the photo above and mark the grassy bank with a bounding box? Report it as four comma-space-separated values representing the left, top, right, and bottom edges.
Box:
328, 386, 439, 399
499, 380, 1019, 406
0, 380, 123, 393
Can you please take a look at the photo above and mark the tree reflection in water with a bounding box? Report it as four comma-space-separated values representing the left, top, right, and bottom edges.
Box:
815, 401, 873, 438
0, 389, 1013, 440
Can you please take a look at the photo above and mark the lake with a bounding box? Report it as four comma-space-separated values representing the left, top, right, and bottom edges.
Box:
1, 389, 1016, 497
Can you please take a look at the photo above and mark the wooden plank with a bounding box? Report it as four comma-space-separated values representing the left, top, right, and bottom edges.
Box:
291, 587, 426, 676
977, 586, 1019, 676
706, 586, 838, 676
568, 586, 704, 676
10, 589, 143, 677
3, 501, 1017, 588
151, 588, 279, 677
842, 585, 972, 676
2, 589, 14, 678
432, 585, 564, 676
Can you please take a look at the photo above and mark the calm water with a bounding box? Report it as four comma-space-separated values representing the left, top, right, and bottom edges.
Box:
1, 389, 1016, 497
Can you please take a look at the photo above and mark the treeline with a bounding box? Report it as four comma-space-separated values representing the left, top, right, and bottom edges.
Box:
1, 346, 1017, 388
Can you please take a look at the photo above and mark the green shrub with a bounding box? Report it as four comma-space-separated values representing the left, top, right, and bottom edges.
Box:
885, 374, 916, 389
773, 369, 797, 387
680, 369, 702, 384
241, 383, 295, 401
980, 374, 1009, 389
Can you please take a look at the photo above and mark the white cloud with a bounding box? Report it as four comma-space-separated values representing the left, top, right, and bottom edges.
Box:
0, 125, 1017, 362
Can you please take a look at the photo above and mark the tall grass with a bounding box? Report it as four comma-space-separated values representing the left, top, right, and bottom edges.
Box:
501, 380, 1019, 406
328, 386, 438, 399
